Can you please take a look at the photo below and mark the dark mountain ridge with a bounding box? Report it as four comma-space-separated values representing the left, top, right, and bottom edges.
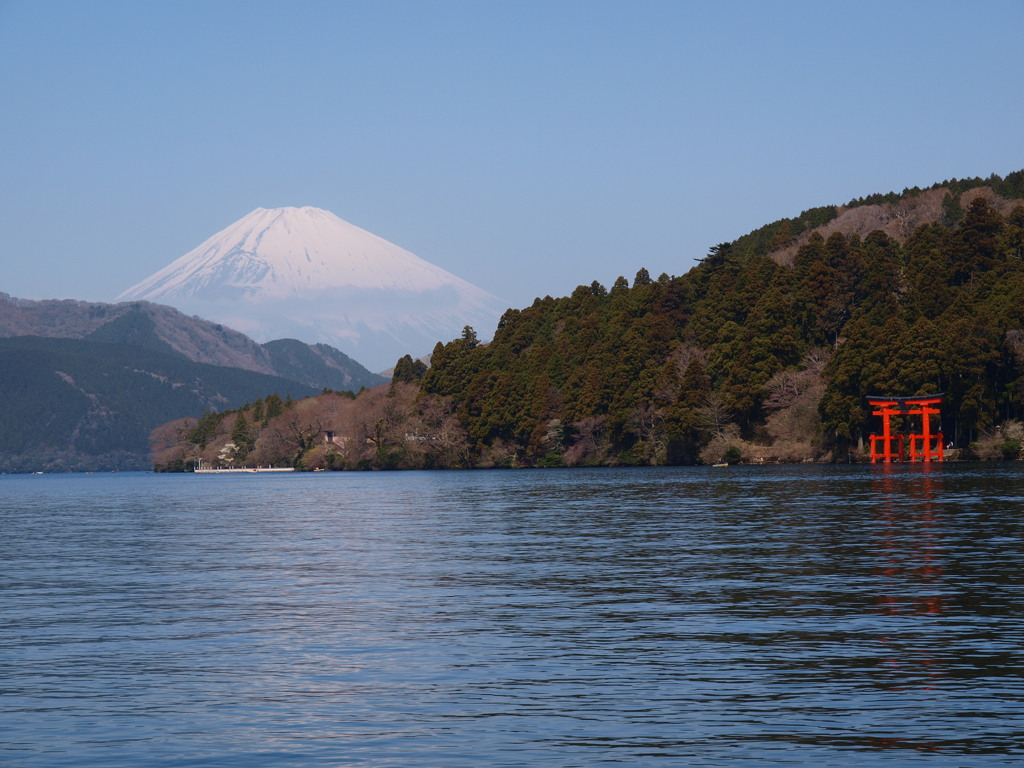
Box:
0, 335, 321, 472
0, 293, 386, 472
0, 294, 385, 390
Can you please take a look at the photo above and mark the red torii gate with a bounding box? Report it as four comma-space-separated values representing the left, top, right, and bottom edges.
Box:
868, 395, 944, 464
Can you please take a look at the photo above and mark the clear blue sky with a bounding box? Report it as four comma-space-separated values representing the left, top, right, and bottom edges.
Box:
2, 0, 1022, 312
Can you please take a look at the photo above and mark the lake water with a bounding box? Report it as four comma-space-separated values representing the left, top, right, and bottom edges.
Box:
2, 464, 1022, 767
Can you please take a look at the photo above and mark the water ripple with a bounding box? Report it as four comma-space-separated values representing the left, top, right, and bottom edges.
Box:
1, 465, 1022, 766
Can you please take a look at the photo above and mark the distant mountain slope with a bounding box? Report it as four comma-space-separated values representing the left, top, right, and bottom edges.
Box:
261, 338, 380, 391
0, 336, 321, 473
115, 206, 508, 370
0, 293, 384, 390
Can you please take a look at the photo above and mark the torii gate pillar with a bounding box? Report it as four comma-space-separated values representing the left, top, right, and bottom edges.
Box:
868, 396, 944, 464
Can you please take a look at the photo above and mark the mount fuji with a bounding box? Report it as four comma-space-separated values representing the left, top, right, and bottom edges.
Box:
117, 207, 508, 371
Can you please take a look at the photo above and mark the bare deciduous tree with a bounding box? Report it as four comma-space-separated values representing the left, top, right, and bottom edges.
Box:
417, 394, 470, 468
628, 401, 667, 464
696, 393, 734, 440
265, 400, 324, 465
149, 416, 198, 469
564, 415, 609, 466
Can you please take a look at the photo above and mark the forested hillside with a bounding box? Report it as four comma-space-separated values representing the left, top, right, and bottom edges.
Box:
423, 186, 1024, 465
152, 172, 1024, 470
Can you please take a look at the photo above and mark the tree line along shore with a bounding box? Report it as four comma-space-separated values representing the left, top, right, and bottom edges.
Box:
153, 176, 1024, 470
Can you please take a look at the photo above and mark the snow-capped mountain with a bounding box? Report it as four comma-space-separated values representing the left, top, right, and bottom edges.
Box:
117, 207, 508, 371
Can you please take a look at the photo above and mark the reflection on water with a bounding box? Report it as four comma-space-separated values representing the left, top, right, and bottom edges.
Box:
1, 465, 1022, 767
870, 465, 946, 757
873, 464, 945, 616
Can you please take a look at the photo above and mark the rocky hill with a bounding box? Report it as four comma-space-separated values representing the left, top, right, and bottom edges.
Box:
735, 171, 1024, 265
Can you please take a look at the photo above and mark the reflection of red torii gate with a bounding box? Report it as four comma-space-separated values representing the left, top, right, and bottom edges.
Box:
868, 395, 944, 464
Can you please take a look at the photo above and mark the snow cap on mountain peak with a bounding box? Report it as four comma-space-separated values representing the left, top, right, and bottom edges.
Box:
117, 206, 506, 370
119, 206, 479, 301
